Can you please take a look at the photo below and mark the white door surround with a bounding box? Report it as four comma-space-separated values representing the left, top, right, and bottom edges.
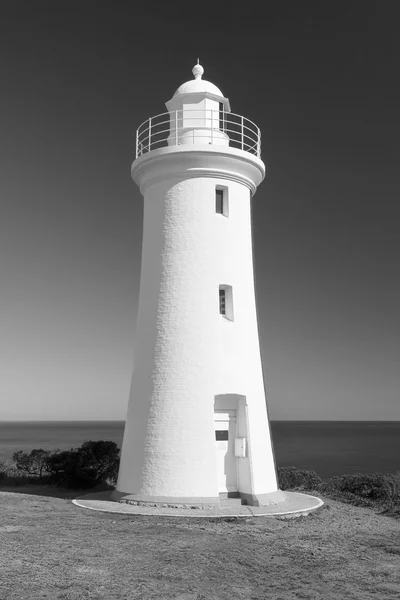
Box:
214, 410, 237, 493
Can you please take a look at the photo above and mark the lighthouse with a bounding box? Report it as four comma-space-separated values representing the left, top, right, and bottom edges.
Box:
113, 62, 286, 508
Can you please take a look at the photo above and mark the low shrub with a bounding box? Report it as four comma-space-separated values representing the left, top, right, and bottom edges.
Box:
13, 449, 52, 479
45, 448, 87, 488
2, 440, 120, 489
319, 487, 377, 508
277, 467, 400, 513
46, 440, 120, 488
0, 458, 14, 482
319, 472, 400, 507
277, 466, 322, 491
0, 457, 48, 486
76, 440, 120, 486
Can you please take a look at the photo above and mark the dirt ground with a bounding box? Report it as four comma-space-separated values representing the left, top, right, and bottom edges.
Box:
1, 487, 400, 600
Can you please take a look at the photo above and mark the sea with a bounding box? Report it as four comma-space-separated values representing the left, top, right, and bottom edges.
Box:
0, 421, 399, 480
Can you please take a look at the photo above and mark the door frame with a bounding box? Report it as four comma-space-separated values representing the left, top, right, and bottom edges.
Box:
214, 409, 238, 493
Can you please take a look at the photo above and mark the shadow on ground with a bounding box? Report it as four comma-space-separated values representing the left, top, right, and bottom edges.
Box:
0, 482, 114, 499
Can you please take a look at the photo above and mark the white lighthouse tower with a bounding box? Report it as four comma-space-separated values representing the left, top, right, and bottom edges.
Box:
113, 62, 286, 508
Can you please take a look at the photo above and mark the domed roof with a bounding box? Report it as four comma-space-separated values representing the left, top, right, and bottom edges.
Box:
173, 61, 224, 98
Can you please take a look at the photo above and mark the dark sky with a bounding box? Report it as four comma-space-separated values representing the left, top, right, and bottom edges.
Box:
1, 1, 399, 420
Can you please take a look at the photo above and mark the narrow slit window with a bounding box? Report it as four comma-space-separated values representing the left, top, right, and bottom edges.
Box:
219, 288, 226, 315
219, 285, 234, 321
215, 186, 229, 217
216, 189, 224, 214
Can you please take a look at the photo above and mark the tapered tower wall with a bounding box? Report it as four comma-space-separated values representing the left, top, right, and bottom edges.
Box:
114, 65, 284, 507
115, 145, 281, 505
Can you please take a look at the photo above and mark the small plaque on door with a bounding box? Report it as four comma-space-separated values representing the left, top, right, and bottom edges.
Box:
215, 430, 228, 441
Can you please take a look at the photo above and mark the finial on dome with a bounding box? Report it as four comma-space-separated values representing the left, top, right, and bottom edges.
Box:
192, 59, 204, 80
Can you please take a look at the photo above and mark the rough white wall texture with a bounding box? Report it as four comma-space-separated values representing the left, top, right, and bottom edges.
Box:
117, 148, 278, 502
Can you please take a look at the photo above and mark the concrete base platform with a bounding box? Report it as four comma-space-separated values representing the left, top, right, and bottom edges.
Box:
72, 490, 324, 518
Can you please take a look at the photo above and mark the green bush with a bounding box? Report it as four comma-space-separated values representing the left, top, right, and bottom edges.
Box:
76, 440, 120, 485
46, 449, 85, 488
277, 466, 322, 491
46, 441, 120, 488
2, 440, 120, 489
0, 457, 47, 486
13, 449, 52, 479
320, 472, 400, 507
277, 467, 400, 513
0, 458, 13, 482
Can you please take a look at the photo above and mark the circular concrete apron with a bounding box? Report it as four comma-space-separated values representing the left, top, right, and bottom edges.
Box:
72, 491, 324, 518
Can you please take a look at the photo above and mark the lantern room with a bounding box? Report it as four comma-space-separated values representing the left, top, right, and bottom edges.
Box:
165, 60, 231, 147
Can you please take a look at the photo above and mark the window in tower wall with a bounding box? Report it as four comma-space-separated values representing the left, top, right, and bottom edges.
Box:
219, 288, 226, 315
216, 189, 223, 214
219, 285, 234, 321
215, 186, 229, 217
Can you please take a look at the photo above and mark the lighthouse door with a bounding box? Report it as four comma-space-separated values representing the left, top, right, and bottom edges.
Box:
214, 410, 237, 493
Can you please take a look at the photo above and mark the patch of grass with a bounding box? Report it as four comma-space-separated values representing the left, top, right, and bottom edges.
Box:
1, 489, 400, 599
1, 449, 400, 597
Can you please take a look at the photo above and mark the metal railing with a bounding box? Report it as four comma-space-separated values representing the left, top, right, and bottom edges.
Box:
135, 110, 261, 159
